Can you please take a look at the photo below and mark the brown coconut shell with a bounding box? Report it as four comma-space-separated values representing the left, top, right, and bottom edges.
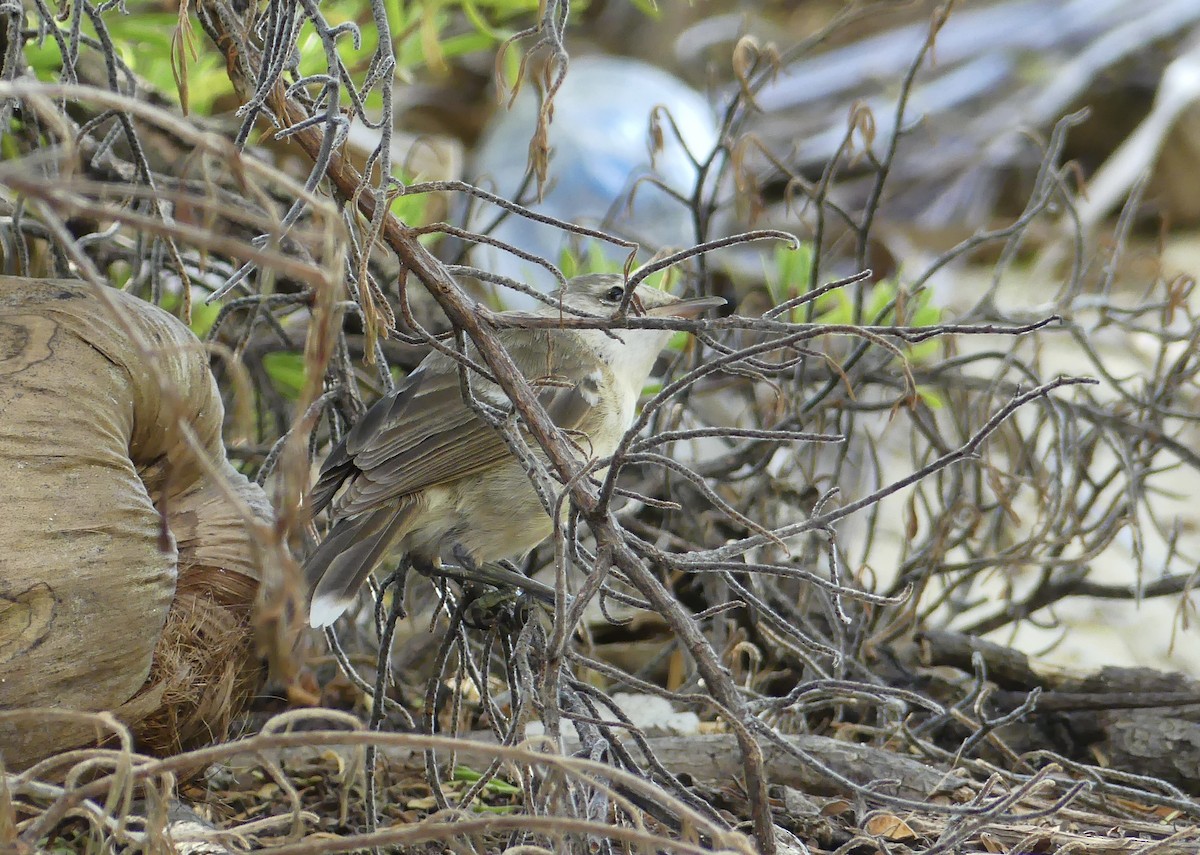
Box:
0, 276, 273, 768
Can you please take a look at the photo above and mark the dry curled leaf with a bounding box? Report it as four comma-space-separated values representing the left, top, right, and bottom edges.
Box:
865, 813, 917, 841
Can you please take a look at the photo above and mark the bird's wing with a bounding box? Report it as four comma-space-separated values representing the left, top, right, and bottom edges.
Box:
318, 342, 608, 519
305, 502, 416, 627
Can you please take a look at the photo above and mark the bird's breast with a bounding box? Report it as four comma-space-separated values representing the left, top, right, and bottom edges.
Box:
576, 377, 639, 460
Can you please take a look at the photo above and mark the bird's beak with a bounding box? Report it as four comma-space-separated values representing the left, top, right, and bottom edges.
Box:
644, 295, 727, 318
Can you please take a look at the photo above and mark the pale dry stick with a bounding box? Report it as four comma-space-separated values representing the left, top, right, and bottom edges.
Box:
8, 777, 207, 852
2, 710, 141, 845
854, 2, 958, 277
1021, 750, 1200, 816
258, 709, 366, 842
623, 229, 797, 294
594, 318, 925, 516
0, 168, 330, 288
16, 174, 332, 260
479, 310, 1063, 341
404, 178, 638, 259
754, 719, 1088, 828
414, 221, 569, 289
1040, 35, 1200, 278
0, 82, 328, 236
262, 814, 721, 855
892, 110, 1086, 312
882, 356, 1200, 629
498, 0, 571, 198
17, 5, 194, 319
922, 767, 1088, 855
0, 83, 341, 415
21, 726, 752, 853
705, 3, 885, 291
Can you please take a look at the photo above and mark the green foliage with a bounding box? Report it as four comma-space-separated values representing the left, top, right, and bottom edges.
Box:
763, 242, 815, 312
389, 187, 430, 230
187, 298, 224, 339
22, 0, 543, 117
446, 765, 521, 812
24, 8, 233, 115
452, 765, 521, 794
557, 243, 625, 282
915, 384, 945, 410
19, 0, 553, 234
558, 242, 672, 292
628, 0, 662, 18
262, 351, 307, 400
159, 289, 223, 337
763, 243, 944, 367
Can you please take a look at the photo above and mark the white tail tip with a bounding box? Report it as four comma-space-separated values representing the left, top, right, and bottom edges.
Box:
308, 594, 352, 628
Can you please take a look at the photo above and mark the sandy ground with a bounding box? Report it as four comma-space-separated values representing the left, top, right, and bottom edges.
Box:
885, 234, 1200, 675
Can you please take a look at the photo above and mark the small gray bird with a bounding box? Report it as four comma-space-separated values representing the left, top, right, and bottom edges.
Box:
305, 273, 724, 627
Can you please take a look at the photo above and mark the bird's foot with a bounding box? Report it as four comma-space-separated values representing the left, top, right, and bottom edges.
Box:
451, 544, 479, 573
441, 544, 558, 608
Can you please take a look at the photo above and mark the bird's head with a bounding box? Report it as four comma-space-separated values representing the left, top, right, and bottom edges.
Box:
541, 274, 724, 382
547, 273, 725, 320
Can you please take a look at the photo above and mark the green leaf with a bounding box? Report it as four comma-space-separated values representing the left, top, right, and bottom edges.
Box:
25, 40, 65, 80
916, 385, 944, 409
158, 289, 221, 337
817, 291, 853, 325
452, 765, 520, 794
763, 243, 818, 321
263, 352, 308, 400
628, 0, 662, 18
390, 186, 428, 224
908, 339, 939, 363
188, 298, 223, 338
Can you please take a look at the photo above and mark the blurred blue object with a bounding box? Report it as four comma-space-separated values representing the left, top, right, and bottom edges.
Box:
468, 55, 720, 303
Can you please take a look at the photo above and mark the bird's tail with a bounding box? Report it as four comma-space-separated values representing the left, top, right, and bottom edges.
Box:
305, 504, 414, 628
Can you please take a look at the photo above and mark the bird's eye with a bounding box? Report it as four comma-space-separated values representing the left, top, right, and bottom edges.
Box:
603, 285, 624, 303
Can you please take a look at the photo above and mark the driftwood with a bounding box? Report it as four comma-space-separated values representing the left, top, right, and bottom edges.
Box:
917, 629, 1200, 790
222, 730, 961, 803
736, 0, 1200, 230
0, 278, 272, 769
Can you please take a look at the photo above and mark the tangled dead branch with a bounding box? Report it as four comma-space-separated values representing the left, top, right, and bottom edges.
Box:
4, 1, 1200, 853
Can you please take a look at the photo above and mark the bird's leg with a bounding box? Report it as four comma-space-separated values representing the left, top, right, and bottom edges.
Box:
410, 553, 441, 577
441, 544, 525, 626
446, 544, 559, 608
374, 560, 411, 623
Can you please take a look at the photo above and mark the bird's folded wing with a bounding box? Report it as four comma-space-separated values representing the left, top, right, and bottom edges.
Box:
329, 360, 606, 518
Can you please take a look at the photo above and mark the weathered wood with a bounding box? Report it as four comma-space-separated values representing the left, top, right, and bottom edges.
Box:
0, 278, 270, 768
916, 628, 1200, 790
224, 731, 962, 803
